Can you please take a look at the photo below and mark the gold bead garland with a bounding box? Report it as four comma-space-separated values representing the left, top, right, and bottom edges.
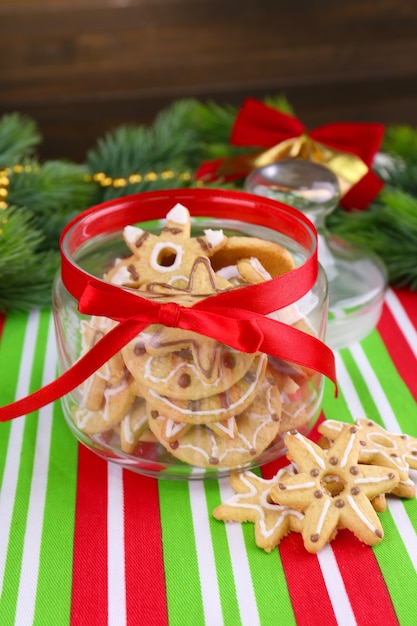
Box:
0, 165, 201, 235
0, 163, 39, 208
84, 168, 199, 188
0, 167, 11, 234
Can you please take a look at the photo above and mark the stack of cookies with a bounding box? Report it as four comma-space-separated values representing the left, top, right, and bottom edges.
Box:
213, 420, 417, 553
72, 203, 321, 471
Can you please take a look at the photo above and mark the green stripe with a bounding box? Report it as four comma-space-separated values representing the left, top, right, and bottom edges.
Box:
206, 472, 296, 625
33, 401, 78, 625
33, 314, 78, 624
243, 527, 296, 625
338, 346, 382, 420
337, 332, 417, 431
373, 503, 417, 624
158, 480, 205, 625
0, 311, 29, 406
0, 312, 30, 624
360, 331, 417, 434
322, 364, 354, 424
205, 480, 242, 624
0, 309, 49, 621
235, 470, 296, 626
0, 311, 29, 486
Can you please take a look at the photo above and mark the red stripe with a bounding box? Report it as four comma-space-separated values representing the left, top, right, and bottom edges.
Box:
393, 288, 417, 327
378, 297, 417, 401
332, 531, 399, 626
279, 534, 338, 626
262, 414, 338, 625
123, 471, 168, 626
71, 445, 108, 626
263, 414, 398, 625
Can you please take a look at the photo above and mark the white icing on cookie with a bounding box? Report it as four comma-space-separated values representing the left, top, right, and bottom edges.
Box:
294, 431, 326, 469
150, 241, 184, 273
204, 228, 224, 248
166, 203, 188, 224
249, 257, 272, 281
124, 225, 145, 246
109, 265, 133, 285
314, 498, 331, 537
346, 495, 379, 534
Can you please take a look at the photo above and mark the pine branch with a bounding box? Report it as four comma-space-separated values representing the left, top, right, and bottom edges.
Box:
0, 113, 41, 167
190, 100, 237, 156
328, 188, 417, 289
86, 99, 204, 201
376, 126, 417, 197
0, 206, 58, 311
191, 94, 294, 160
383, 125, 417, 166
8, 159, 95, 250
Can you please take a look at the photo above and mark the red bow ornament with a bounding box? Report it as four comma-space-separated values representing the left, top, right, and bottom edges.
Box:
196, 98, 385, 210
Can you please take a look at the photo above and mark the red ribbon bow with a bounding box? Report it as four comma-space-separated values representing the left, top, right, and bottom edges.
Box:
196, 98, 385, 210
0, 188, 337, 422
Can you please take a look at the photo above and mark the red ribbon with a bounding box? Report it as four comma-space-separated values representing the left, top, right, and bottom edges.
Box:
196, 98, 385, 210
0, 189, 337, 422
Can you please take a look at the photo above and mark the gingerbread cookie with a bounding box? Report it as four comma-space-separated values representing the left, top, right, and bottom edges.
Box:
267, 357, 322, 434
318, 418, 417, 499
79, 316, 126, 409
106, 203, 228, 289
213, 468, 303, 552
211, 235, 295, 277
123, 331, 255, 399
120, 397, 149, 454
148, 375, 282, 468
74, 370, 136, 435
145, 254, 233, 297
143, 353, 268, 424
270, 425, 399, 553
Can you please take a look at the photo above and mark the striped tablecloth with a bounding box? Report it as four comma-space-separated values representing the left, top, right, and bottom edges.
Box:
0, 287, 416, 626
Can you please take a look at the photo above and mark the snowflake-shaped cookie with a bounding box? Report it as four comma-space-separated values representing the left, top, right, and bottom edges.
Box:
270, 425, 399, 553
319, 418, 417, 498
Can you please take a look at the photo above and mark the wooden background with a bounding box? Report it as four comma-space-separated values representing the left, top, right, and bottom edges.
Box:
1, 0, 417, 162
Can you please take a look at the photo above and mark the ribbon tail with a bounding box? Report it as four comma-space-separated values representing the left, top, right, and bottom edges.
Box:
256, 316, 337, 392
0, 319, 148, 422
340, 170, 384, 211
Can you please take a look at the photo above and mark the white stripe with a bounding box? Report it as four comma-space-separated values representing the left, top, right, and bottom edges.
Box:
385, 288, 417, 358
107, 464, 127, 626
218, 478, 261, 626
14, 312, 56, 625
317, 546, 357, 626
348, 343, 401, 433
0, 309, 40, 599
188, 479, 224, 626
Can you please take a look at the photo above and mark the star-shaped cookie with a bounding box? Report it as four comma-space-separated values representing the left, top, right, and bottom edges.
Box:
213, 469, 304, 552
106, 203, 228, 289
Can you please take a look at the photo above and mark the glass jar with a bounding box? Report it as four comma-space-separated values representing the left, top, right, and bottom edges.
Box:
53, 188, 331, 479
245, 160, 387, 349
